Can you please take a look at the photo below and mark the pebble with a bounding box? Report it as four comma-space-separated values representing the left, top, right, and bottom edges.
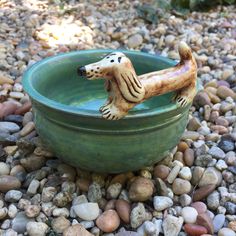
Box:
0, 207, 8, 220
0, 122, 20, 133
115, 199, 131, 224
8, 204, 18, 218
106, 183, 122, 199
5, 190, 22, 202
198, 167, 222, 187
73, 202, 99, 221
217, 86, 236, 99
51, 216, 70, 234
0, 175, 21, 192
218, 228, 236, 236
196, 213, 214, 234
26, 222, 49, 236
181, 207, 198, 224
153, 164, 170, 180
127, 34, 143, 48
193, 184, 216, 202
167, 165, 182, 184
63, 224, 93, 236
172, 178, 191, 195
207, 191, 220, 210
208, 146, 226, 159
129, 177, 154, 202
25, 205, 41, 218
184, 148, 195, 166
96, 210, 120, 233
27, 179, 40, 195
0, 162, 10, 175
179, 166, 192, 180
12, 212, 33, 233
191, 202, 207, 215
130, 203, 151, 229
20, 121, 35, 136
179, 194, 192, 207
213, 214, 225, 233
88, 182, 102, 202
184, 224, 208, 236
153, 196, 173, 211
225, 202, 236, 215
162, 215, 183, 236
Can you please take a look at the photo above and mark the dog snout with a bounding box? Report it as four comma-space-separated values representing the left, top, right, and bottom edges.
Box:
77, 66, 87, 76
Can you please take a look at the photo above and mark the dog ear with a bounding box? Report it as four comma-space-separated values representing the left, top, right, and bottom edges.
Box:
115, 67, 145, 103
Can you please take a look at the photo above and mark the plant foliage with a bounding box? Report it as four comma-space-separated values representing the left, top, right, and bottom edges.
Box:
137, 0, 235, 23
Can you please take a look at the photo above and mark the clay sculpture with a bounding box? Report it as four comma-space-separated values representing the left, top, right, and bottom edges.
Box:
78, 41, 197, 120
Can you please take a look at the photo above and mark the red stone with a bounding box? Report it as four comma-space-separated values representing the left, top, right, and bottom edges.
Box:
15, 101, 32, 115
184, 223, 208, 236
0, 102, 18, 118
191, 202, 207, 214
196, 213, 214, 235
193, 184, 216, 202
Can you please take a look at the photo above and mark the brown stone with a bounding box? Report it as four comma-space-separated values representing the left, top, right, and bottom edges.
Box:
115, 199, 131, 224
76, 178, 90, 192
153, 165, 170, 180
193, 184, 216, 202
20, 121, 35, 137
217, 86, 236, 99
15, 101, 32, 115
96, 210, 120, 233
128, 177, 154, 201
193, 91, 212, 108
0, 175, 21, 193
191, 202, 207, 214
174, 151, 184, 164
196, 213, 214, 234
210, 125, 228, 135
110, 173, 128, 186
215, 117, 229, 127
178, 141, 189, 152
63, 224, 93, 236
184, 148, 195, 167
172, 178, 191, 195
184, 223, 208, 236
105, 199, 116, 211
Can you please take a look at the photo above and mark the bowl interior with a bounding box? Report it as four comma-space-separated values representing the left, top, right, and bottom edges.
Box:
26, 50, 177, 115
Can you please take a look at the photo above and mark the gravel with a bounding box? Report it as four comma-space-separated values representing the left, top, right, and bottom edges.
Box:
0, 0, 236, 234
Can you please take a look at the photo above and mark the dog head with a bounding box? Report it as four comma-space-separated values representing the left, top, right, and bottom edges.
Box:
78, 52, 145, 103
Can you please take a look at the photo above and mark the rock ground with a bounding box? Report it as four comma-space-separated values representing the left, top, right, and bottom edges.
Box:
0, 0, 236, 235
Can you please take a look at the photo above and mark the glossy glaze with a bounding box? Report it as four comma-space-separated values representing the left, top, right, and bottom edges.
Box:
23, 50, 192, 173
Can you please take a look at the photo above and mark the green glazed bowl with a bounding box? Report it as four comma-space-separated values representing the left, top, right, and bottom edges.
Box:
23, 50, 191, 173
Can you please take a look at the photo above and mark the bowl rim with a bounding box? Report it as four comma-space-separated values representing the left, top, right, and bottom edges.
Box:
22, 49, 186, 119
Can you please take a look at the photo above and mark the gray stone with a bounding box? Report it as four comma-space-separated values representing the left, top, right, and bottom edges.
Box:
88, 183, 102, 202
127, 34, 143, 48
5, 190, 22, 202
225, 202, 236, 215
153, 196, 173, 211
12, 212, 33, 233
213, 214, 225, 233
130, 203, 151, 229
207, 191, 220, 210
26, 222, 49, 236
208, 146, 226, 159
198, 167, 222, 187
195, 154, 213, 167
0, 122, 20, 133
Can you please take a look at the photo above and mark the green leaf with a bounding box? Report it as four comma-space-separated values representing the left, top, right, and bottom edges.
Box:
171, 0, 190, 14
136, 4, 158, 24
223, 0, 235, 4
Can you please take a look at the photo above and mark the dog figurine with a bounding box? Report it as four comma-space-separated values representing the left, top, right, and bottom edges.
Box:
78, 41, 197, 120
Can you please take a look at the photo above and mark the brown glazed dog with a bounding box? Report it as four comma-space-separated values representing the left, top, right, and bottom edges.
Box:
78, 41, 197, 120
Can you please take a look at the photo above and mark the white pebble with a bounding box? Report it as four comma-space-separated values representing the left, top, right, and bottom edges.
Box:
179, 167, 192, 180
181, 207, 198, 224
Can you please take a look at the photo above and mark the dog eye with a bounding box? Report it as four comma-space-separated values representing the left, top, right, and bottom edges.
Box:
97, 67, 99, 69
110, 60, 114, 63
106, 57, 110, 59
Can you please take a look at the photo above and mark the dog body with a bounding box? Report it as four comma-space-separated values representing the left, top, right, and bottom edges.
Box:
78, 42, 197, 120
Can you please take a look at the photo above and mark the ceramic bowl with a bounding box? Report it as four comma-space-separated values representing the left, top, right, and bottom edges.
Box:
23, 50, 191, 173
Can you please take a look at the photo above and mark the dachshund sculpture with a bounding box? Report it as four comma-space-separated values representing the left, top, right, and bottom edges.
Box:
78, 41, 197, 120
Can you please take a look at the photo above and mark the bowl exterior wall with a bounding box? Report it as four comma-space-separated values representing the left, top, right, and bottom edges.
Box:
34, 105, 188, 173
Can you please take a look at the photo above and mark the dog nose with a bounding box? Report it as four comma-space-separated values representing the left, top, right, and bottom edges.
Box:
77, 66, 87, 76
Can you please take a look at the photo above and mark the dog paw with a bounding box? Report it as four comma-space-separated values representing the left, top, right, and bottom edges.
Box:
175, 95, 189, 107
101, 105, 123, 120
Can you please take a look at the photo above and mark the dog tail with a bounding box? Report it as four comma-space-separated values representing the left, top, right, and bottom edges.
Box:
178, 41, 193, 62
